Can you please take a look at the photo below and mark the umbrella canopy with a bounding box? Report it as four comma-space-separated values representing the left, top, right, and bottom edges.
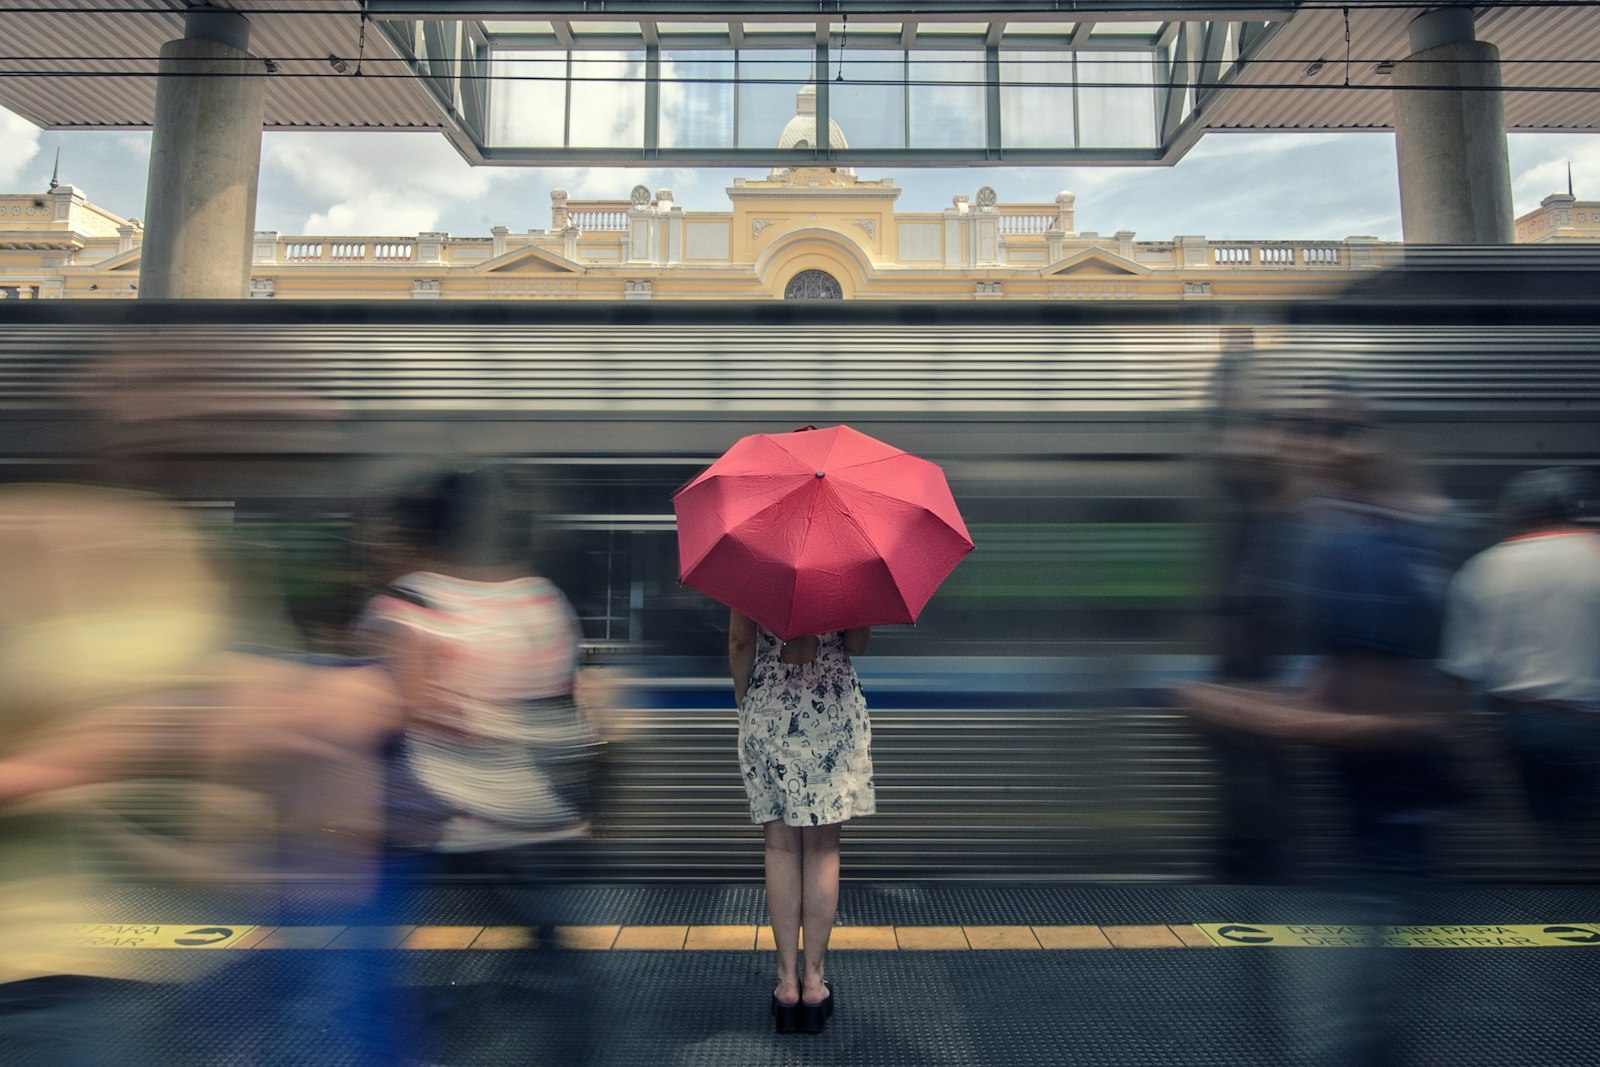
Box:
673, 425, 974, 641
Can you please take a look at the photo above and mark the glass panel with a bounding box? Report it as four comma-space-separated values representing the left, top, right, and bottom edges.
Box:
737, 49, 816, 149
657, 22, 728, 36
830, 21, 901, 35
569, 21, 639, 35
569, 50, 646, 148
909, 52, 986, 149
831, 48, 905, 148
742, 23, 819, 35
661, 50, 736, 148
488, 50, 566, 146
482, 21, 554, 35
999, 51, 1074, 149
918, 23, 990, 35
1004, 21, 1078, 36
1077, 50, 1157, 147
1089, 22, 1164, 38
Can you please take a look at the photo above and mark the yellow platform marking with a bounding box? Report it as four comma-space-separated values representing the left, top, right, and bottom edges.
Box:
895, 925, 970, 950
1168, 924, 1217, 949
400, 926, 483, 950
231, 926, 278, 951
1197, 923, 1600, 948
612, 925, 689, 950
257, 926, 348, 950
554, 925, 621, 950
472, 926, 534, 950
1031, 925, 1114, 950
686, 925, 758, 950
965, 926, 1043, 950
69, 922, 1600, 950
69, 924, 258, 950
826, 926, 900, 950
328, 926, 416, 950
1103, 925, 1186, 949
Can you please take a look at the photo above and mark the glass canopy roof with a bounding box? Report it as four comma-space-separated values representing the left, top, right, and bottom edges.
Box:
375, 13, 1276, 166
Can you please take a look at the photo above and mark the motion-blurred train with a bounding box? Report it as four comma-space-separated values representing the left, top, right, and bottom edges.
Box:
4, 254, 1598, 882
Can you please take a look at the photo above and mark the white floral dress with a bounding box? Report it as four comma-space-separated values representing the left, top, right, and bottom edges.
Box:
739, 627, 876, 826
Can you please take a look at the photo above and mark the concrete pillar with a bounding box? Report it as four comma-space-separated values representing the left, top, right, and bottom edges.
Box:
1392, 7, 1514, 243
140, 7, 265, 298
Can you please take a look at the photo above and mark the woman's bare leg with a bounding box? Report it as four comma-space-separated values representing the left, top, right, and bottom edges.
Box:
764, 820, 803, 1003
799, 822, 841, 1003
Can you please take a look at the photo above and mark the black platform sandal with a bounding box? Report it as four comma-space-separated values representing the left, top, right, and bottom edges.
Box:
798, 984, 833, 1034
772, 994, 800, 1034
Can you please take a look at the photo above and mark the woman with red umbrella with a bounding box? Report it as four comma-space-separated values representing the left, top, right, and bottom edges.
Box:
731, 612, 873, 1035
675, 425, 973, 1036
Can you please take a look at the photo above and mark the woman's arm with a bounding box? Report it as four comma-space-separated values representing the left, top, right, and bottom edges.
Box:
729, 610, 757, 706
842, 627, 872, 656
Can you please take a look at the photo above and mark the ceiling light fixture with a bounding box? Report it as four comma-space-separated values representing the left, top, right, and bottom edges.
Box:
327, 54, 348, 73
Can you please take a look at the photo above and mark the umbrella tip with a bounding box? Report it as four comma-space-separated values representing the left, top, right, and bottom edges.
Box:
816, 470, 825, 478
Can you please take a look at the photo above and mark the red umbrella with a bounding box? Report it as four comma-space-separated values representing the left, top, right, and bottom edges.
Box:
673, 425, 974, 640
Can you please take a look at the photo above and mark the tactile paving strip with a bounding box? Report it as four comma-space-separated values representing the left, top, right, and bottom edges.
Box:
69, 937, 1600, 1065
82, 880, 1600, 927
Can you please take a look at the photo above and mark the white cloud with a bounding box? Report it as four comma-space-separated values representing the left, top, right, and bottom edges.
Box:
1509, 134, 1600, 215
0, 105, 42, 187
262, 131, 507, 233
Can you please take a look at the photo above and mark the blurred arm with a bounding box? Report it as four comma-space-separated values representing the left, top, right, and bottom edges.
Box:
842, 627, 872, 656
729, 610, 757, 706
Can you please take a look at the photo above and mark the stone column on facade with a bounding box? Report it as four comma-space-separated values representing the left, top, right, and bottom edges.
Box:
416, 232, 447, 265
1056, 191, 1077, 236
50, 184, 83, 223
1539, 192, 1576, 233
627, 184, 654, 264
1392, 7, 1514, 243
550, 188, 569, 231
973, 187, 1000, 266
118, 225, 141, 256
1046, 229, 1065, 263
1173, 235, 1209, 267
139, 7, 265, 298
944, 197, 969, 267
1115, 230, 1136, 260
491, 226, 509, 258
1343, 235, 1380, 268
563, 225, 580, 260
658, 190, 683, 265
251, 231, 277, 265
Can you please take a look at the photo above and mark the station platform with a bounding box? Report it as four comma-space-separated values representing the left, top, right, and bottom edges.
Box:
19, 881, 1600, 1066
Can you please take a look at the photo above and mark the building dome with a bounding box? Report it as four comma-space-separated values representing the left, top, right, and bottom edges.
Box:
776, 85, 849, 151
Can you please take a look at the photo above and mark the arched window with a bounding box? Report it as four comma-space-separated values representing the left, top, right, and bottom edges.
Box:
784, 270, 843, 300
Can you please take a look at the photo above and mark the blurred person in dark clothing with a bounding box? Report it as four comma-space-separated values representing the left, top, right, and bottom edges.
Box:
1183, 401, 1463, 889
1201, 405, 1308, 884
1440, 467, 1600, 846
1180, 399, 1466, 1067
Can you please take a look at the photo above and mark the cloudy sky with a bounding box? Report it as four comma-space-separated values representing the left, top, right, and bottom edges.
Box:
3, 102, 1595, 241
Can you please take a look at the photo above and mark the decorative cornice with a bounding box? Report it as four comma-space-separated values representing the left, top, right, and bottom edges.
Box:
726, 187, 900, 201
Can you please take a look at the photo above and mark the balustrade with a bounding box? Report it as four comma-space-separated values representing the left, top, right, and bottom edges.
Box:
569, 210, 627, 231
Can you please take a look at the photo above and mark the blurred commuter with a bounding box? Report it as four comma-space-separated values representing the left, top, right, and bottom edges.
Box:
1182, 400, 1462, 889
1440, 467, 1600, 846
1180, 400, 1465, 1067
1201, 405, 1308, 883
356, 467, 599, 1063
0, 483, 406, 1065
730, 613, 873, 1035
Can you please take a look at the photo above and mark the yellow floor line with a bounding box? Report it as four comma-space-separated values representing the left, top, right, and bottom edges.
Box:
63, 922, 1600, 951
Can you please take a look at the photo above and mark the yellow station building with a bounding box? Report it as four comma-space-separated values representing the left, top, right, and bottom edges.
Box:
4, 91, 1595, 304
